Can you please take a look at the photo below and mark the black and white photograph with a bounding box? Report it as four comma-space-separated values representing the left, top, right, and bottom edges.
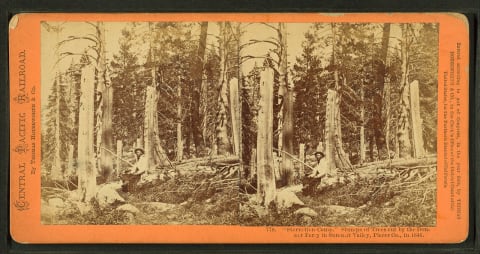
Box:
40, 21, 438, 227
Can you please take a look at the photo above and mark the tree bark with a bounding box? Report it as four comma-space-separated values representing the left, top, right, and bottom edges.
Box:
215, 22, 231, 155
66, 144, 74, 177
360, 83, 366, 164
89, 22, 114, 181
397, 24, 413, 158
379, 23, 391, 158
51, 74, 63, 180
177, 84, 184, 161
325, 89, 352, 170
277, 23, 294, 186
250, 148, 257, 181
409, 80, 424, 158
143, 22, 169, 169
77, 64, 96, 203
229, 78, 240, 155
191, 22, 209, 155
257, 68, 276, 206
116, 140, 123, 176
299, 143, 305, 177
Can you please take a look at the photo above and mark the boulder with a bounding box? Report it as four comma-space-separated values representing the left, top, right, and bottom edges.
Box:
48, 197, 65, 208
301, 215, 313, 224
103, 181, 123, 192
320, 205, 356, 216
95, 184, 125, 208
276, 189, 305, 209
294, 207, 318, 217
116, 204, 140, 214
124, 212, 135, 223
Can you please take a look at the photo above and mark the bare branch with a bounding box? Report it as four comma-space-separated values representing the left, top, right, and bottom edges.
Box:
57, 36, 98, 48
241, 39, 279, 50
260, 22, 280, 32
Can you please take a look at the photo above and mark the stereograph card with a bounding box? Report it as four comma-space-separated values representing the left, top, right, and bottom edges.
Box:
8, 13, 470, 243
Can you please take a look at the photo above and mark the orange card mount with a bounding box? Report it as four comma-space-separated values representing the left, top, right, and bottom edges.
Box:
9, 13, 469, 244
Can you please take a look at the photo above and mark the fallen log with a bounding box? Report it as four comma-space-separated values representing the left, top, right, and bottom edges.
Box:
354, 154, 436, 169
174, 155, 239, 166
353, 156, 437, 174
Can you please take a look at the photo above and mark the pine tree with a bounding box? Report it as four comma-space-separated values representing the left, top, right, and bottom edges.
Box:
110, 27, 142, 146
42, 74, 72, 180
292, 31, 325, 152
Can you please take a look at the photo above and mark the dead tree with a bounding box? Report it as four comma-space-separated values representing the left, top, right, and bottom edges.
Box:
229, 78, 241, 155
257, 67, 276, 206
144, 22, 169, 169
96, 22, 114, 181
325, 89, 352, 170
277, 23, 295, 186
191, 22, 209, 155
324, 23, 352, 171
215, 22, 232, 155
397, 24, 413, 158
77, 64, 96, 202
409, 80, 424, 157
176, 81, 183, 161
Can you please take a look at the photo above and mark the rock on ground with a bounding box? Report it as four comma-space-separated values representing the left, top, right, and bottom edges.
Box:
320, 205, 356, 216
116, 204, 140, 214
48, 197, 65, 208
294, 207, 318, 217
301, 215, 313, 224
276, 189, 305, 209
95, 184, 125, 208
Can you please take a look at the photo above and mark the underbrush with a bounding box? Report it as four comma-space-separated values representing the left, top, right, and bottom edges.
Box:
54, 200, 131, 225
298, 171, 437, 227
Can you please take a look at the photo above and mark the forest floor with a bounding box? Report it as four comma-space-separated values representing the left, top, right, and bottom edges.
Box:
240, 161, 437, 227
41, 158, 436, 226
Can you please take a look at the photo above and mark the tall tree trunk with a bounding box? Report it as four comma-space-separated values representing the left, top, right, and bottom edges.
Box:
144, 22, 169, 169
215, 22, 231, 155
116, 140, 123, 176
51, 74, 63, 180
409, 80, 424, 157
299, 143, 305, 177
360, 83, 366, 164
325, 89, 352, 170
98, 22, 114, 181
384, 76, 392, 159
281, 88, 294, 185
277, 23, 294, 186
190, 22, 209, 155
380, 24, 391, 66
257, 68, 276, 206
325, 23, 351, 170
376, 23, 391, 159
176, 84, 183, 161
397, 24, 413, 158
77, 64, 96, 203
229, 78, 240, 155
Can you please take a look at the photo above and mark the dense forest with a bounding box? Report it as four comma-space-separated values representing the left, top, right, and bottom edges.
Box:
41, 21, 438, 226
